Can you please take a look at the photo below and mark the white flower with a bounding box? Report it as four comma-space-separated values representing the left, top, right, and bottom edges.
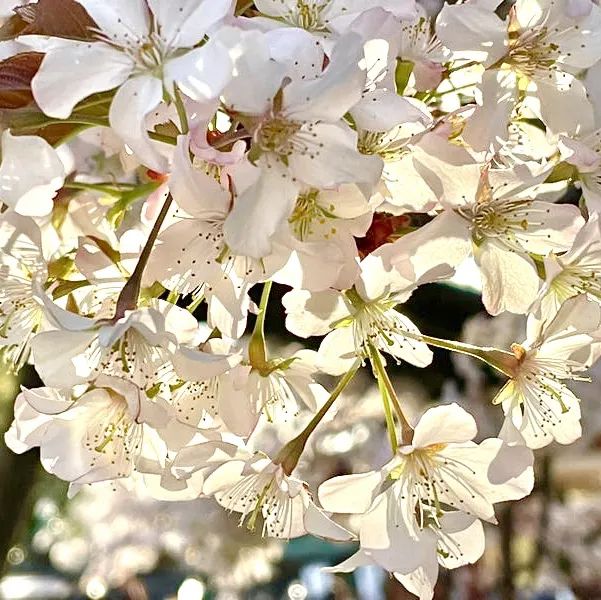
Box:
398, 5, 445, 92
349, 8, 434, 132
0, 214, 47, 371
0, 131, 65, 217
437, 0, 601, 149
559, 129, 601, 213
22, 0, 234, 171
536, 213, 601, 322
5, 375, 184, 488
221, 32, 383, 257
495, 294, 601, 448
283, 257, 444, 375
171, 339, 256, 437
31, 289, 198, 388
330, 506, 486, 600
387, 155, 583, 314
253, 0, 417, 35
319, 404, 533, 596
245, 349, 329, 422
203, 450, 353, 540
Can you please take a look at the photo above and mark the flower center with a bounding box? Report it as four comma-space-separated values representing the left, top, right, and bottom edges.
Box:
551, 265, 601, 301
285, 1, 329, 31
255, 116, 303, 156
458, 192, 533, 245
289, 190, 335, 240
505, 26, 559, 79
358, 130, 410, 161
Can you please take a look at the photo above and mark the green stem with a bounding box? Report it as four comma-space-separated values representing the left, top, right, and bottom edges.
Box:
377, 371, 398, 451
63, 181, 138, 196
114, 194, 173, 319
276, 359, 362, 475
401, 329, 518, 377
249, 281, 272, 370
446, 60, 479, 75
427, 82, 477, 100
173, 86, 189, 135
106, 181, 163, 226
368, 343, 413, 446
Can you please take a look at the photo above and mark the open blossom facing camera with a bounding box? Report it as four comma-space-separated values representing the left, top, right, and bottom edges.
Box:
5, 374, 193, 492
318, 404, 534, 598
494, 294, 601, 448
2, 0, 601, 596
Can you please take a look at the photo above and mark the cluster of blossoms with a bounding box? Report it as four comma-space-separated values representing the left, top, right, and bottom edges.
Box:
2, 0, 601, 597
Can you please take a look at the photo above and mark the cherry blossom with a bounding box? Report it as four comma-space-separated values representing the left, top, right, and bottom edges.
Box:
495, 294, 601, 448
319, 404, 534, 595
1, 1, 601, 595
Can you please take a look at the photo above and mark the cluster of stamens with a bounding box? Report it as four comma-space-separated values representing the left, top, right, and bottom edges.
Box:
289, 190, 337, 240
282, 1, 331, 31
506, 26, 559, 79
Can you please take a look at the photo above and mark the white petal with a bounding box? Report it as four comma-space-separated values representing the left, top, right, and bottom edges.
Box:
108, 75, 167, 173
170, 135, 230, 217
30, 330, 97, 387
533, 73, 594, 136
412, 403, 478, 448
380, 210, 471, 282
437, 512, 485, 569
285, 33, 366, 122
462, 70, 517, 152
513, 201, 583, 255
148, 0, 233, 48
282, 289, 349, 338
31, 42, 133, 119
173, 346, 242, 382
220, 26, 286, 114
325, 550, 374, 573
21, 387, 73, 415
4, 392, 53, 454
223, 163, 300, 258
164, 39, 233, 101
0, 131, 65, 217
304, 500, 355, 541
477, 239, 540, 315
288, 123, 383, 190
352, 91, 431, 132
77, 0, 150, 44
318, 470, 383, 514
435, 2, 507, 66
317, 327, 358, 376
359, 492, 437, 574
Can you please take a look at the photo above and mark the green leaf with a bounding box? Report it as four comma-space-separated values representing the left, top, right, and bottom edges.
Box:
52, 279, 91, 300
395, 59, 414, 95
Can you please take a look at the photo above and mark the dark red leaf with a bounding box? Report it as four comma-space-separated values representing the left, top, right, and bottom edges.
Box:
0, 52, 44, 109
17, 0, 97, 39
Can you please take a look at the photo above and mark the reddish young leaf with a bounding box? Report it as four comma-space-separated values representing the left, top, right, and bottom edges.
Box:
0, 52, 44, 109
16, 0, 97, 39
0, 13, 29, 40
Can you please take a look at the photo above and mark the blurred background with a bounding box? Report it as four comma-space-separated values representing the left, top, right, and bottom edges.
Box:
2, 270, 601, 600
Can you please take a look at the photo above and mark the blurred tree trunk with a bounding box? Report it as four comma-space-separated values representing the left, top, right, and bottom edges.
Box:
499, 504, 516, 600
0, 366, 42, 577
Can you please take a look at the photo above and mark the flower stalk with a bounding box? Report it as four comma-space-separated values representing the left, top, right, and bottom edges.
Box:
114, 193, 173, 319
367, 343, 413, 446
275, 359, 362, 475
400, 329, 519, 377
248, 281, 272, 371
